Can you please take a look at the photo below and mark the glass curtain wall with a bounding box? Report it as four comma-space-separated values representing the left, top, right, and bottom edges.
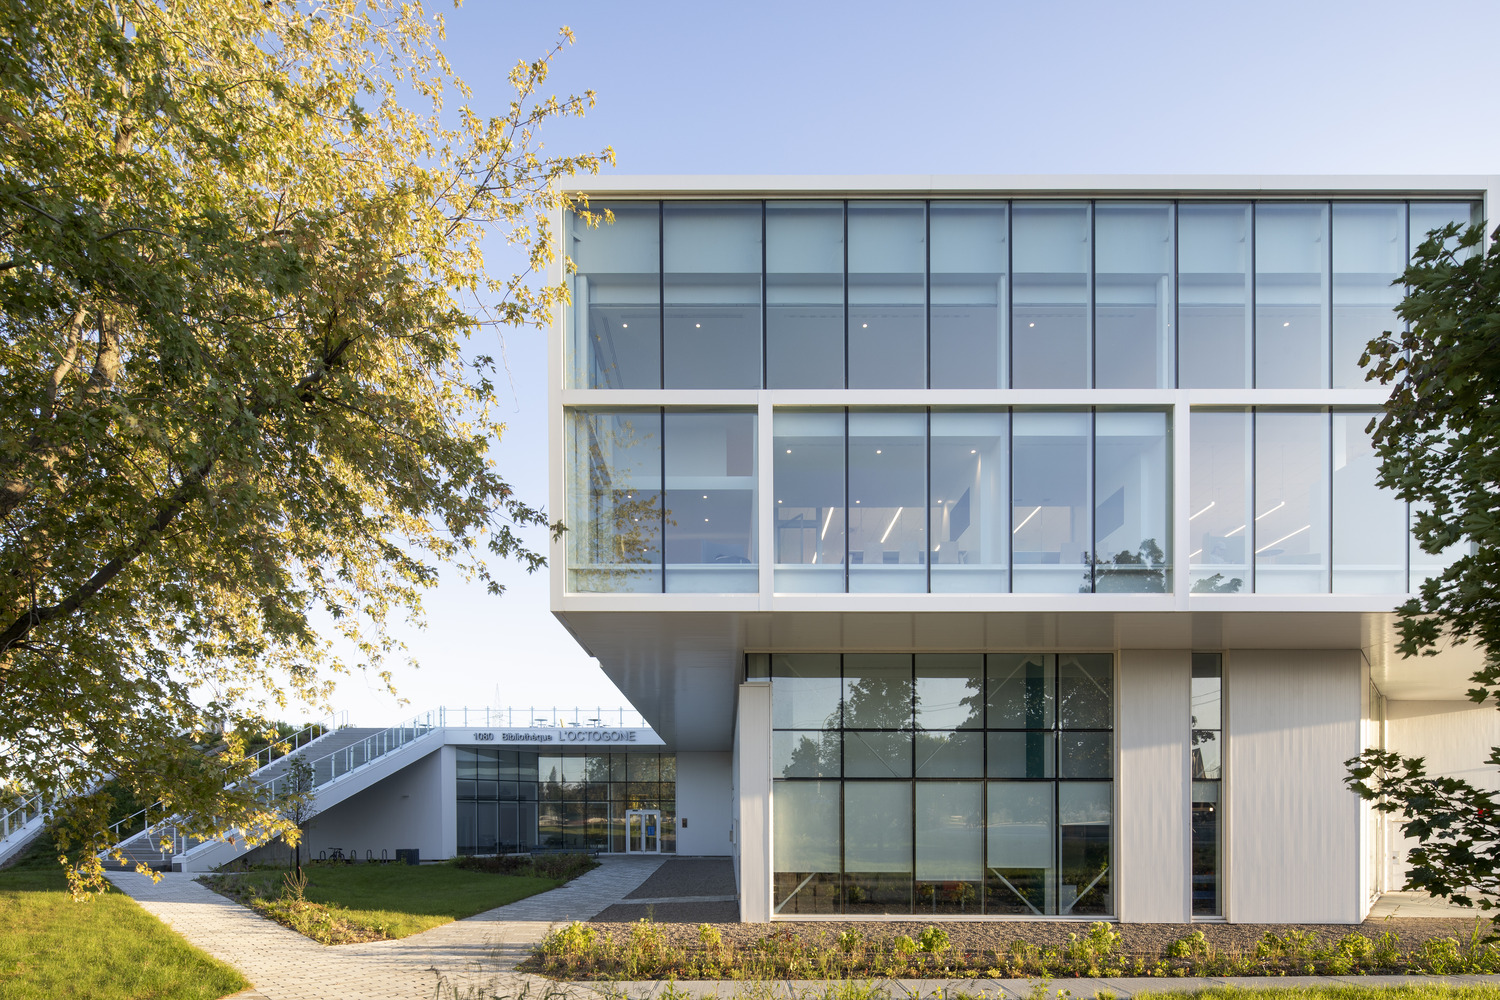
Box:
773, 411, 846, 592
930, 202, 1007, 388
1188, 410, 1252, 593
1255, 203, 1330, 388
1190, 654, 1223, 916
930, 412, 1009, 592
1095, 203, 1173, 388
1011, 413, 1091, 593
1333, 412, 1406, 594
570, 202, 660, 389
1012, 203, 1090, 388
1178, 204, 1252, 389
456, 749, 539, 855
664, 411, 758, 592
1094, 411, 1171, 591
1332, 203, 1405, 389
848, 202, 926, 388
848, 413, 927, 592
771, 652, 1112, 916
567, 410, 662, 593
663, 203, 762, 388
766, 202, 844, 388
1255, 411, 1330, 593
537, 752, 677, 853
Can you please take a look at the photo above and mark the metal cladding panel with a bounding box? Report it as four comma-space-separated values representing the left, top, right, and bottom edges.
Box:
1117, 650, 1191, 922
1226, 650, 1363, 923
736, 683, 772, 922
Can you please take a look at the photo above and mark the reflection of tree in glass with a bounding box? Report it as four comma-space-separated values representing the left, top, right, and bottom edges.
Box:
573, 415, 672, 586
1084, 538, 1167, 593
783, 733, 838, 778
841, 674, 917, 729
1190, 573, 1243, 593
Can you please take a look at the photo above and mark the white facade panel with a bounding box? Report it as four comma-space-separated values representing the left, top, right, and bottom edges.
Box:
736, 683, 772, 922
302, 747, 449, 862
676, 751, 734, 856
1226, 650, 1363, 923
1117, 649, 1191, 922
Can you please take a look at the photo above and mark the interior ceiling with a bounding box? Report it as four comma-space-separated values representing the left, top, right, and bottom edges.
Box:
554, 609, 1486, 751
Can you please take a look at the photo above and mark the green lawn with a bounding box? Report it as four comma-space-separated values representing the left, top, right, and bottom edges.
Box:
202, 863, 559, 943
0, 834, 246, 1000
1138, 989, 1500, 1000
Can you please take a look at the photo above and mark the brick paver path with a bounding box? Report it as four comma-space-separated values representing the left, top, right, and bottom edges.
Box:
107, 856, 667, 1000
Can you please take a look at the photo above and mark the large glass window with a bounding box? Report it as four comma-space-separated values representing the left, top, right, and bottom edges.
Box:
771, 652, 1113, 916
1191, 653, 1223, 917
1093, 411, 1171, 592
773, 411, 845, 592
848, 412, 927, 593
1011, 412, 1090, 593
1189, 410, 1252, 593
570, 202, 660, 389
1254, 410, 1331, 593
1409, 202, 1484, 260
1333, 412, 1405, 594
1255, 203, 1330, 388
664, 411, 757, 593
566, 410, 662, 593
1332, 203, 1405, 389
930, 202, 1007, 389
1178, 203, 1252, 389
766, 201, 844, 388
663, 203, 762, 389
848, 202, 926, 388
930, 412, 1009, 592
1095, 203, 1173, 388
1012, 203, 1090, 388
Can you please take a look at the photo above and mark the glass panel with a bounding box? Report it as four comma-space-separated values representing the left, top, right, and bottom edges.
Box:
456, 801, 477, 854
930, 411, 1009, 593
1256, 203, 1330, 388
767, 201, 843, 388
456, 748, 479, 780
570, 202, 660, 389
1190, 653, 1223, 730
1332, 204, 1405, 389
986, 782, 1054, 915
627, 755, 660, 781
1255, 410, 1330, 593
848, 201, 926, 388
1059, 654, 1112, 729
1192, 783, 1220, 916
1012, 202, 1090, 387
1192, 730, 1222, 781
773, 780, 841, 914
915, 730, 982, 777
663, 202, 761, 388
843, 781, 913, 914
915, 782, 983, 912
1409, 201, 1484, 260
1012, 411, 1090, 593
844, 731, 913, 777
773, 653, 842, 729
1058, 782, 1112, 915
1178, 204, 1252, 389
566, 410, 662, 593
843, 653, 913, 729
1094, 203, 1172, 388
1093, 411, 1170, 593
1059, 732, 1111, 778
848, 412, 927, 593
773, 411, 845, 592
915, 653, 983, 730
1189, 410, 1252, 593
986, 653, 1054, 730
1333, 411, 1406, 594
774, 730, 840, 779
986, 731, 1055, 778
931, 202, 1007, 388
664, 411, 757, 593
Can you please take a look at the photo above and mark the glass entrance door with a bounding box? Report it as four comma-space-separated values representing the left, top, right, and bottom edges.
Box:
625, 809, 662, 853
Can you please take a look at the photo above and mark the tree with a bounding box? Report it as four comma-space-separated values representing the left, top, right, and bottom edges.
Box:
1345, 220, 1500, 925
0, 0, 612, 894
271, 755, 318, 879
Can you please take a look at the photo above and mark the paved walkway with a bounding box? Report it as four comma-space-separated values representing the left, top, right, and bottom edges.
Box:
106, 855, 666, 1000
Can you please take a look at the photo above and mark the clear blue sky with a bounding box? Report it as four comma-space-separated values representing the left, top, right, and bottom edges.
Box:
325, 0, 1500, 727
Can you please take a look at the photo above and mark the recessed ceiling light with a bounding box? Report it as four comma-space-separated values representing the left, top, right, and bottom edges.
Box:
622, 323, 628, 328
855, 499, 860, 503
785, 448, 791, 454
696, 323, 701, 328
702, 495, 708, 499
862, 323, 868, 328
876, 449, 882, 454
704, 518, 709, 522
971, 449, 977, 454
1283, 321, 1290, 327
1029, 322, 1035, 328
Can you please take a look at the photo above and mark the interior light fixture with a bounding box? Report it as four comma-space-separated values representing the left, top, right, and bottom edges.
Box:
704, 518, 709, 522
1255, 524, 1310, 554
622, 323, 629, 328
786, 449, 791, 454
1012, 505, 1042, 534
1283, 322, 1290, 327
1029, 322, 1035, 328
970, 449, 977, 454
1225, 524, 1246, 537
702, 495, 708, 499
875, 449, 882, 454
777, 499, 783, 504
1189, 501, 1216, 520
879, 507, 905, 544
1189, 548, 1203, 558
862, 323, 868, 328
695, 323, 701, 328
819, 507, 834, 541
933, 544, 941, 552
855, 499, 860, 503
1255, 500, 1285, 521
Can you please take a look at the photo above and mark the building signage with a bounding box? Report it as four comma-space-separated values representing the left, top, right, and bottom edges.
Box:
446, 727, 662, 747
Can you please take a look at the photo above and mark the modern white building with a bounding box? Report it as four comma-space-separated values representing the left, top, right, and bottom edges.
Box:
546, 175, 1500, 924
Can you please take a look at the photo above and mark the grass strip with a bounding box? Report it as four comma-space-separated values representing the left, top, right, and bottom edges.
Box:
0, 834, 246, 1000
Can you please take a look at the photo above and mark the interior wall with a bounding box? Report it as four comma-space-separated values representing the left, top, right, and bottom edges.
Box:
1116, 649, 1191, 922
676, 751, 734, 855
1226, 649, 1363, 923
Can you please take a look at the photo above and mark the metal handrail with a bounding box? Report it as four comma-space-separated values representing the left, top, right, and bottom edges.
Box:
434, 706, 648, 729
256, 708, 445, 799
1, 789, 46, 841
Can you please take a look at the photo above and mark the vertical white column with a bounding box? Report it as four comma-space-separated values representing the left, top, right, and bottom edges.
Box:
736, 682, 773, 922
438, 743, 457, 860
1116, 649, 1191, 922
1172, 392, 1190, 611
758, 391, 774, 608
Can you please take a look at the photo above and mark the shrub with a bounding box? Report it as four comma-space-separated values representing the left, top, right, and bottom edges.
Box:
917, 926, 950, 954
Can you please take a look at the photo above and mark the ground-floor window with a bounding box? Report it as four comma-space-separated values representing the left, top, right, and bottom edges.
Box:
771, 652, 1113, 916
1191, 653, 1223, 916
456, 749, 676, 855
